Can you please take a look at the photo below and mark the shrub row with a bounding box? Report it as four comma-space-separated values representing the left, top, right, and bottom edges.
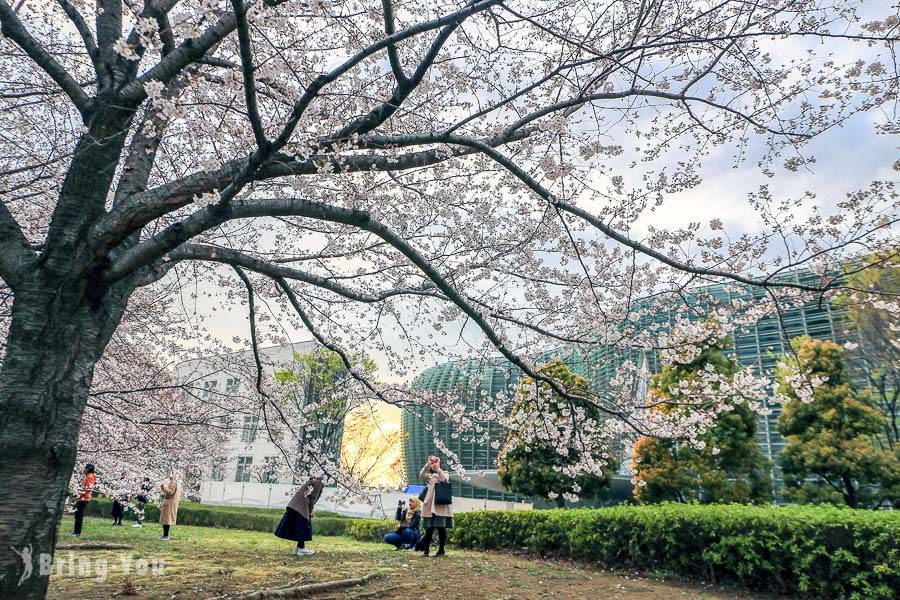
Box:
451, 503, 900, 599
82, 498, 390, 539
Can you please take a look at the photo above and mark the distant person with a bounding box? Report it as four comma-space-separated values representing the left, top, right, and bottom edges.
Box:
158, 472, 182, 541
110, 472, 128, 526
132, 476, 153, 528
275, 476, 324, 556
72, 463, 96, 537
384, 497, 421, 550
419, 455, 453, 557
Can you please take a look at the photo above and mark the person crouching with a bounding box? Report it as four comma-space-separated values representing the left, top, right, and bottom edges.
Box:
384, 498, 421, 550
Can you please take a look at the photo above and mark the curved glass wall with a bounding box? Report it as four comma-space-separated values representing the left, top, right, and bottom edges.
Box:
402, 269, 862, 500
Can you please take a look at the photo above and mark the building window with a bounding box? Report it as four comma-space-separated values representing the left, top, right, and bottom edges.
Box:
261, 456, 279, 484
235, 456, 253, 482
225, 378, 239, 395
202, 380, 218, 398
210, 459, 226, 481
241, 415, 259, 443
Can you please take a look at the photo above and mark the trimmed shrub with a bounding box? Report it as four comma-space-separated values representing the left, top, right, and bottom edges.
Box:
452, 504, 899, 599
347, 519, 396, 542
83, 498, 353, 536
313, 517, 355, 537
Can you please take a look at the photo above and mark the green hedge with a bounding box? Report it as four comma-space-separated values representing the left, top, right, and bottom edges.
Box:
83, 498, 368, 536
348, 519, 397, 542
452, 504, 900, 599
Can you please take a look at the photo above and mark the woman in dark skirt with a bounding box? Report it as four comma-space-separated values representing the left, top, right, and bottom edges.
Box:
275, 477, 324, 556
419, 456, 453, 557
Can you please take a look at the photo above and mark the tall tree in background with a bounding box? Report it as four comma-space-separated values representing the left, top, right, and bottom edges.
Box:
499, 361, 615, 507
632, 339, 772, 504
776, 337, 898, 508
274, 349, 377, 477
0, 1, 897, 595
837, 250, 900, 454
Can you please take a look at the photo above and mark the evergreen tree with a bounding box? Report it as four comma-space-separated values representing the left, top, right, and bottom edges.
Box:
777, 337, 898, 508
633, 340, 772, 504
835, 252, 900, 504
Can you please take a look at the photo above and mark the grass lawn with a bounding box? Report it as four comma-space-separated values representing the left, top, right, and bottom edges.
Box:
49, 516, 769, 599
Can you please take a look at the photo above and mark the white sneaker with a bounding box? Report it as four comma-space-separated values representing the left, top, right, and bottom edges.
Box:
159, 536, 170, 541
298, 549, 315, 556
132, 523, 143, 528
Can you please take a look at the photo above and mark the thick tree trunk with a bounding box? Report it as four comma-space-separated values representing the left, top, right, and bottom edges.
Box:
0, 98, 135, 598
0, 282, 124, 598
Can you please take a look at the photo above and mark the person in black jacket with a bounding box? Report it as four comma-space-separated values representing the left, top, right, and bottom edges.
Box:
384, 497, 421, 550
131, 477, 153, 528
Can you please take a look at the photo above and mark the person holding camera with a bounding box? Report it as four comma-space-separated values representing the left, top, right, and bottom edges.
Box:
384, 497, 421, 550
275, 476, 324, 556
418, 455, 453, 557
72, 463, 96, 537
158, 471, 182, 541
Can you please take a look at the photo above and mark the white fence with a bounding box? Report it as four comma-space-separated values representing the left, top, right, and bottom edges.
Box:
198, 481, 532, 518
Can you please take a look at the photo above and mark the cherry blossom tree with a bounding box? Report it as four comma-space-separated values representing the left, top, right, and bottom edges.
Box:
0, 0, 897, 596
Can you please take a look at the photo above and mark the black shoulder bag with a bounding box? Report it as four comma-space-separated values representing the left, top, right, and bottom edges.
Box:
433, 481, 453, 505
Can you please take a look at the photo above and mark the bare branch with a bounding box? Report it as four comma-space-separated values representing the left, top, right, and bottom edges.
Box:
230, 0, 268, 150
166, 243, 437, 303
232, 265, 265, 393
381, 0, 407, 84
0, 0, 92, 113
57, 0, 99, 71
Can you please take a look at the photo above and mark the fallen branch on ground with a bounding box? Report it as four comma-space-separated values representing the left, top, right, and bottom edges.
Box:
55, 542, 133, 550
206, 573, 381, 599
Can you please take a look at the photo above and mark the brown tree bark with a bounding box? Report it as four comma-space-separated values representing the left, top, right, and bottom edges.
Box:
0, 106, 133, 599
1, 300, 93, 595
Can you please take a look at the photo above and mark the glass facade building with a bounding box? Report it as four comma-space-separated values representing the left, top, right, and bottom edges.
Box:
402, 270, 861, 499
401, 358, 529, 501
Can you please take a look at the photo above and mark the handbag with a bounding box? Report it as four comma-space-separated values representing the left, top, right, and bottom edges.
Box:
433, 481, 453, 505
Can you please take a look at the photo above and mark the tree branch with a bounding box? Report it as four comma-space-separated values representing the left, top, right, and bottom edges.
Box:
119, 9, 238, 104
381, 0, 407, 84
231, 0, 268, 150
330, 3, 468, 141
166, 243, 437, 303
0, 0, 92, 113
232, 265, 266, 394
429, 134, 837, 292
57, 0, 99, 71
0, 199, 38, 288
